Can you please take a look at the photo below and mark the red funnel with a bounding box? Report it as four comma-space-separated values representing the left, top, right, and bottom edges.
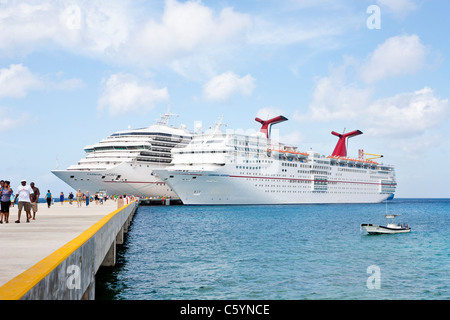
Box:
331, 130, 363, 157
255, 115, 288, 139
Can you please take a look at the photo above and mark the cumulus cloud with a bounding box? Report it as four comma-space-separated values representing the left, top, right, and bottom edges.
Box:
297, 74, 373, 122
295, 33, 449, 138
203, 71, 255, 101
126, 0, 251, 65
0, 0, 251, 71
0, 107, 31, 132
0, 0, 132, 58
0, 64, 83, 98
0, 0, 356, 79
366, 87, 448, 137
98, 73, 169, 116
359, 34, 427, 84
297, 76, 448, 137
0, 64, 43, 98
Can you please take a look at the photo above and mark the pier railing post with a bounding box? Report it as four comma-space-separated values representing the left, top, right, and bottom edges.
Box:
101, 240, 116, 267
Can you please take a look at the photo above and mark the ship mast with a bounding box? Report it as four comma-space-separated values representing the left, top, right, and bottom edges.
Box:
211, 115, 226, 134
157, 105, 178, 126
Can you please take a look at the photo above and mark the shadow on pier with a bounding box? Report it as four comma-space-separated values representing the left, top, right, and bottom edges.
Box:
138, 198, 183, 206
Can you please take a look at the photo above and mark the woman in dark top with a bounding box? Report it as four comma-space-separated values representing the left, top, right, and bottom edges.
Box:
1, 181, 13, 223
46, 190, 52, 208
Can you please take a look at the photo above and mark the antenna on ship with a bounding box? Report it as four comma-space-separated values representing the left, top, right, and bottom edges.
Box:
157, 104, 178, 126
210, 115, 226, 134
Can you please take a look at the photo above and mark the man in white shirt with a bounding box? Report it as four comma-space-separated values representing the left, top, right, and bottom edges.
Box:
14, 179, 34, 223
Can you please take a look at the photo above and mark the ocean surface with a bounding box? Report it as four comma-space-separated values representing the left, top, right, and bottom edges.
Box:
95, 199, 449, 300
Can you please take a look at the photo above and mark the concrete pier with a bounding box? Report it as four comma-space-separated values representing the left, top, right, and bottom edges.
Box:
0, 199, 137, 300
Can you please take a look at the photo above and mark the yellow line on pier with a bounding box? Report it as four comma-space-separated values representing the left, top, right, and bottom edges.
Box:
0, 201, 135, 300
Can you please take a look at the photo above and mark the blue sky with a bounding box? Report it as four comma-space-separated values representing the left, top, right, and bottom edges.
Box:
1, 0, 449, 198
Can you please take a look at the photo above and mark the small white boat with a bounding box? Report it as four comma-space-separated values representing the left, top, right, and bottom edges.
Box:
361, 214, 411, 235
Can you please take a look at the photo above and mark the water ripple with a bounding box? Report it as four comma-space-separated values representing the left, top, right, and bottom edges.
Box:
96, 199, 449, 300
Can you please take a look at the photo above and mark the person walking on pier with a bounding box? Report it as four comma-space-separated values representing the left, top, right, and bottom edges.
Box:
1, 181, 13, 223
117, 195, 124, 209
30, 182, 40, 220
76, 189, 83, 207
14, 179, 34, 223
85, 191, 90, 207
46, 190, 52, 208
68, 192, 74, 205
59, 192, 64, 205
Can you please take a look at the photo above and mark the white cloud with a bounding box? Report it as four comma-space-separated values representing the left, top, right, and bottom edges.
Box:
359, 34, 427, 83
295, 63, 373, 122
297, 75, 448, 137
0, 0, 132, 58
0, 0, 251, 71
203, 71, 255, 101
0, 64, 43, 98
0, 107, 31, 131
0, 0, 354, 78
0, 64, 84, 98
296, 33, 449, 139
97, 73, 169, 116
126, 0, 251, 64
366, 87, 449, 137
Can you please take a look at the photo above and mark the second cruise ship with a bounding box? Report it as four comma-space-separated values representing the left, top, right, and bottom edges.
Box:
52, 111, 192, 198
154, 116, 397, 204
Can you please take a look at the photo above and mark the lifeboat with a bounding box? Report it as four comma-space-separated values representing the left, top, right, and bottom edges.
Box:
270, 149, 309, 159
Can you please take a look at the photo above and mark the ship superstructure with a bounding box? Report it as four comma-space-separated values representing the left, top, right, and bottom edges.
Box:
52, 112, 192, 198
153, 116, 396, 204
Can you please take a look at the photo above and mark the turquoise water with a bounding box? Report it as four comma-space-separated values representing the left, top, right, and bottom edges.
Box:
95, 199, 449, 300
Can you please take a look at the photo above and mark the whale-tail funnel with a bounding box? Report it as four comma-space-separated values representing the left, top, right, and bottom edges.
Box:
331, 130, 363, 157
255, 115, 288, 139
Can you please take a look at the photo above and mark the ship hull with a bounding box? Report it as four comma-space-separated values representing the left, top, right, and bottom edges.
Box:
154, 168, 394, 205
52, 161, 178, 198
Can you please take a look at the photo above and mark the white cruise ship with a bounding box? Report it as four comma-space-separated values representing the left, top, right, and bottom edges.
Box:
52, 112, 192, 198
153, 116, 397, 205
